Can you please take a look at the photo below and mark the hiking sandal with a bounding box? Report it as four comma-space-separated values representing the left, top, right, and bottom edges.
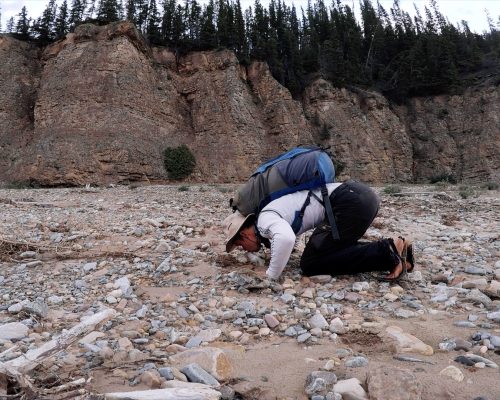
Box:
377, 237, 409, 282
401, 236, 415, 273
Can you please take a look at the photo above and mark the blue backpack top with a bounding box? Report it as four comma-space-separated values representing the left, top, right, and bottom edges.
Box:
230, 145, 339, 238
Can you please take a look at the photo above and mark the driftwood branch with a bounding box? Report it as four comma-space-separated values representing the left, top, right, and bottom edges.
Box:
104, 387, 222, 400
0, 308, 117, 399
1, 308, 117, 375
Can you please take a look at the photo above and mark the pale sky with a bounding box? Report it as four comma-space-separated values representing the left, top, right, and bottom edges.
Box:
1, 0, 499, 33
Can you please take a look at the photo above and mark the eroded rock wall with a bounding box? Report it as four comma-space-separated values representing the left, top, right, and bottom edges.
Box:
396, 87, 500, 183
0, 21, 498, 186
0, 36, 40, 181
302, 80, 413, 182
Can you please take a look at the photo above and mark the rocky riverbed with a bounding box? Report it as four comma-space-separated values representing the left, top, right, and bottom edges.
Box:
0, 183, 499, 400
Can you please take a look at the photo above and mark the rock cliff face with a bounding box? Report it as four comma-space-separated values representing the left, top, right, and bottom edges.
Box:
0, 21, 498, 186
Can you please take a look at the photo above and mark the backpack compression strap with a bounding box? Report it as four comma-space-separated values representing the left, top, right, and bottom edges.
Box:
321, 185, 340, 240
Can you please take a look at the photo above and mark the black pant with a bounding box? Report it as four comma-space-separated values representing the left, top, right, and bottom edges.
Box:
300, 181, 400, 276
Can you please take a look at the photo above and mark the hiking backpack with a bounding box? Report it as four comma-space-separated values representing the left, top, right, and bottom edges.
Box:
230, 145, 340, 239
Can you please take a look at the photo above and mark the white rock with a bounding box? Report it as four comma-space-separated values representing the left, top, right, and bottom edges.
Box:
0, 322, 29, 340
114, 276, 132, 296
47, 295, 63, 305
8, 302, 24, 313
309, 313, 328, 329
384, 293, 399, 302
329, 317, 345, 334
229, 331, 243, 339
195, 329, 222, 343
439, 366, 464, 382
83, 262, 97, 272
109, 289, 123, 298
259, 328, 271, 336
310, 327, 323, 337
352, 282, 369, 292
333, 378, 368, 399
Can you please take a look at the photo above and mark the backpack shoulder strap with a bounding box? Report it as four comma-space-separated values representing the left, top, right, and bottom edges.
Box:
321, 185, 340, 240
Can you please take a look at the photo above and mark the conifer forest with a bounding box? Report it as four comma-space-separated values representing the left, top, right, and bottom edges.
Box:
2, 0, 500, 100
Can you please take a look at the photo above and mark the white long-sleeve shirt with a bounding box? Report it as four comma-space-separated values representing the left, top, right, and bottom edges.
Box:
256, 183, 342, 279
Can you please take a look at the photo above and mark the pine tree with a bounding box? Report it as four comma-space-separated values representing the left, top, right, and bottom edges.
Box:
69, 0, 87, 27
136, 0, 149, 31
187, 0, 202, 48
249, 0, 269, 60
125, 0, 136, 21
118, 0, 125, 18
199, 0, 217, 49
233, 0, 247, 58
146, 0, 161, 43
55, 0, 70, 37
87, 0, 97, 19
161, 0, 176, 43
171, 3, 185, 56
7, 17, 15, 33
216, 0, 231, 48
0, 6, 3, 32
97, 0, 120, 22
16, 6, 31, 39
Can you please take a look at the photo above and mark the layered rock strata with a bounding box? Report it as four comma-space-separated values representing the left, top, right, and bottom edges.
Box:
0, 21, 498, 185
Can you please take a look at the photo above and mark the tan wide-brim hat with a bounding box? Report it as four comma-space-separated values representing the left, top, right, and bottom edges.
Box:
223, 211, 255, 253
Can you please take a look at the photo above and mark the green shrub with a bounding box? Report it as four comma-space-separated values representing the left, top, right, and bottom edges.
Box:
458, 185, 475, 199
178, 185, 189, 191
163, 145, 196, 180
430, 174, 457, 184
433, 180, 449, 190
481, 181, 499, 190
383, 185, 402, 195
5, 180, 36, 189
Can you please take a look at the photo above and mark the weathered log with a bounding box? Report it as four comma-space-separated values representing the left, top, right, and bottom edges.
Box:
40, 378, 86, 395
104, 387, 221, 400
0, 308, 116, 375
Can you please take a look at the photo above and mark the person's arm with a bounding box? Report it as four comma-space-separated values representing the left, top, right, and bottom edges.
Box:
257, 211, 296, 279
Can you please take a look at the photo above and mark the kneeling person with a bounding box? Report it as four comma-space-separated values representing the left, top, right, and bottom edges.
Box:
223, 181, 414, 281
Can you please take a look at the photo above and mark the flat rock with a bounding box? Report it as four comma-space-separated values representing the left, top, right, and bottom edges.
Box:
385, 326, 434, 356
367, 367, 421, 400
0, 322, 29, 340
23, 300, 49, 318
180, 363, 220, 388
169, 347, 232, 380
439, 366, 464, 382
484, 280, 500, 298
465, 289, 492, 306
486, 311, 500, 322
309, 275, 332, 284
345, 356, 368, 368
264, 314, 280, 329
195, 329, 221, 343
